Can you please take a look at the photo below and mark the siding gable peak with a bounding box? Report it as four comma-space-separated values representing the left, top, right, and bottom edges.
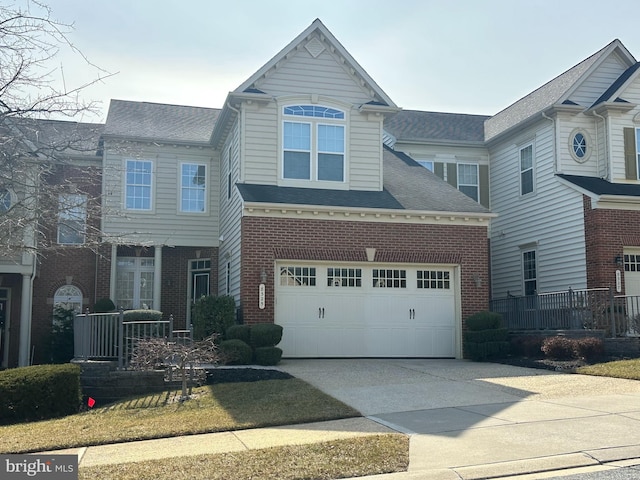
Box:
233, 19, 396, 108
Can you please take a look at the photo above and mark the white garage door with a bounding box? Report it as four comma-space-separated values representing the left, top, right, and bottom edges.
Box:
275, 262, 459, 358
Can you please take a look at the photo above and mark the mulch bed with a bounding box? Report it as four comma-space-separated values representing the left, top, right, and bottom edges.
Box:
205, 368, 293, 384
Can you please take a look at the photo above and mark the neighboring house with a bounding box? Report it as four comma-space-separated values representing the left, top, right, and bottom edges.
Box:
384, 38, 640, 305
1, 19, 493, 367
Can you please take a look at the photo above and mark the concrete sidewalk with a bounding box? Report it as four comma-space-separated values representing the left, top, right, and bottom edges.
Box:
34, 360, 640, 479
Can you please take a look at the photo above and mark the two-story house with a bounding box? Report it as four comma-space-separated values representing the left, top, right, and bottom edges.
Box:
2, 19, 493, 367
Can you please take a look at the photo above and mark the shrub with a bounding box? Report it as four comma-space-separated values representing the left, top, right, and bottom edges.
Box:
465, 342, 510, 362
510, 336, 544, 358
254, 346, 283, 366
192, 295, 236, 340
0, 364, 81, 424
465, 311, 503, 331
46, 305, 76, 364
226, 324, 250, 343
574, 337, 605, 361
250, 323, 283, 348
123, 309, 163, 322
541, 336, 574, 360
463, 328, 508, 344
94, 298, 116, 313
219, 339, 252, 365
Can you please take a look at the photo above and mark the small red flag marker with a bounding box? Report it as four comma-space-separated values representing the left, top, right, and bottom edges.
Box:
88, 397, 96, 408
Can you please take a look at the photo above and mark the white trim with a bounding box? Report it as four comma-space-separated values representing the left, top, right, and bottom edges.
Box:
123, 158, 155, 212
178, 162, 208, 214
519, 142, 535, 196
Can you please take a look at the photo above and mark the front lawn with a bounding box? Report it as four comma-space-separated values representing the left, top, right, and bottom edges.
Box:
78, 435, 409, 480
0, 379, 359, 454
576, 358, 640, 380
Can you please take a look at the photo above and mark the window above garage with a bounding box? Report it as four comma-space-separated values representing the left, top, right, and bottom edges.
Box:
281, 104, 347, 187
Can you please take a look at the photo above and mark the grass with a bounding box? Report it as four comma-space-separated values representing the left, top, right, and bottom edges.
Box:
0, 379, 359, 454
576, 358, 640, 380
78, 435, 409, 480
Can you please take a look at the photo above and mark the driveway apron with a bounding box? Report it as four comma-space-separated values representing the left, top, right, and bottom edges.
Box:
278, 359, 640, 477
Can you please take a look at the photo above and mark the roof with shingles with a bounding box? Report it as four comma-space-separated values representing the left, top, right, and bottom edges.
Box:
237, 146, 490, 215
384, 110, 489, 144
4, 118, 103, 157
103, 100, 220, 143
558, 174, 640, 196
591, 62, 640, 108
485, 40, 622, 142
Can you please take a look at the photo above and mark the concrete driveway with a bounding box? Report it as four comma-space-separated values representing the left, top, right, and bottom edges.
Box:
278, 359, 640, 479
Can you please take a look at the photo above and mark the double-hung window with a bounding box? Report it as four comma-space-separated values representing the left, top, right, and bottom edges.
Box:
57, 194, 87, 244
283, 105, 345, 183
125, 160, 153, 210
520, 144, 534, 195
180, 163, 206, 212
457, 163, 479, 201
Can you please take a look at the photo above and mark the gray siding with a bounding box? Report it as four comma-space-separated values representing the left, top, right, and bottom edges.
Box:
102, 140, 219, 246
243, 103, 279, 185
489, 121, 587, 298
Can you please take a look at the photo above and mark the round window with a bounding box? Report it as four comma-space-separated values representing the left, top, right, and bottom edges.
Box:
569, 130, 590, 163
0, 189, 12, 213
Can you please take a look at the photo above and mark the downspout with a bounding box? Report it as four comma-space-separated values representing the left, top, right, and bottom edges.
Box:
592, 110, 608, 179
541, 111, 558, 173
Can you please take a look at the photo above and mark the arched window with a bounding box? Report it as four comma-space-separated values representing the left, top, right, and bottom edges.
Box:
53, 285, 83, 314
282, 105, 345, 182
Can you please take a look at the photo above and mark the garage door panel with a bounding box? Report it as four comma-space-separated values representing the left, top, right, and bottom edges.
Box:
276, 263, 458, 358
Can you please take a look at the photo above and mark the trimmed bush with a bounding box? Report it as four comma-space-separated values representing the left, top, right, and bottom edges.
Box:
574, 337, 604, 361
254, 346, 283, 366
94, 298, 116, 313
0, 364, 81, 424
250, 323, 283, 348
192, 295, 236, 340
541, 336, 574, 360
510, 335, 545, 358
463, 328, 508, 344
465, 341, 510, 362
219, 339, 252, 365
123, 309, 163, 322
226, 324, 250, 343
465, 311, 503, 331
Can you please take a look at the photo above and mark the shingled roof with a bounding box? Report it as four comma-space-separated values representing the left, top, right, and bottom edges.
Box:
237, 146, 490, 215
558, 174, 640, 197
384, 110, 489, 144
104, 100, 220, 143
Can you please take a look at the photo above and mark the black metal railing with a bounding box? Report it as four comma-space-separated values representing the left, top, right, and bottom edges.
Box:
490, 287, 640, 337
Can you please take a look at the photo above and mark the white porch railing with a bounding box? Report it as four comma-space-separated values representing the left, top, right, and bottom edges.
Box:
73, 310, 193, 369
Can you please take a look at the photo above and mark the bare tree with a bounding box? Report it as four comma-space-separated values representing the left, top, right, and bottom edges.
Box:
130, 335, 223, 401
0, 1, 114, 257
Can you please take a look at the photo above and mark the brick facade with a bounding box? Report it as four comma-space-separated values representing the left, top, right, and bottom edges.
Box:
240, 216, 490, 327
583, 195, 640, 292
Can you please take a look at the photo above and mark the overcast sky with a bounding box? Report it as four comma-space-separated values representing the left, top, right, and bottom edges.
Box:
40, 0, 640, 122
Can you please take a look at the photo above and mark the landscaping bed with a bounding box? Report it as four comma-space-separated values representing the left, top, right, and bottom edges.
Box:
205, 367, 292, 384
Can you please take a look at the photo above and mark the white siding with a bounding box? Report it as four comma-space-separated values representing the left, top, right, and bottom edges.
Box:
606, 76, 640, 182
489, 120, 587, 298
569, 52, 628, 106
243, 103, 279, 185
218, 120, 242, 302
557, 112, 600, 177
253, 39, 373, 105
102, 141, 219, 246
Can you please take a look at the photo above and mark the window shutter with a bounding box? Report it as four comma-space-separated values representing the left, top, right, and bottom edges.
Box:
624, 127, 637, 180
446, 163, 457, 187
434, 162, 445, 179
479, 165, 490, 208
